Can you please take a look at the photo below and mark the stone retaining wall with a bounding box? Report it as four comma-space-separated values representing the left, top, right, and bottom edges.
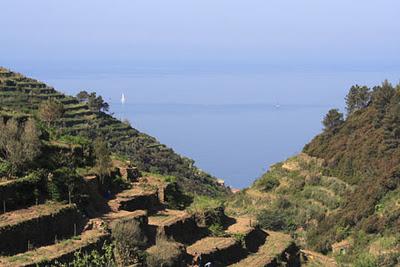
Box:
0, 204, 83, 255
119, 192, 160, 213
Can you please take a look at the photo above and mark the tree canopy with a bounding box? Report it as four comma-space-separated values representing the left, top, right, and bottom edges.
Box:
323, 109, 344, 132
38, 98, 64, 126
94, 137, 112, 182
76, 91, 109, 112
345, 85, 371, 115
0, 118, 41, 175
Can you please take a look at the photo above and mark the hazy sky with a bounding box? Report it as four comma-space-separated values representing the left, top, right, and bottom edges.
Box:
1, 1, 400, 107
1, 1, 399, 66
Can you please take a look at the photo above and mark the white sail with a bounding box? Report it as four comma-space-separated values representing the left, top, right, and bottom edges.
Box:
121, 93, 126, 104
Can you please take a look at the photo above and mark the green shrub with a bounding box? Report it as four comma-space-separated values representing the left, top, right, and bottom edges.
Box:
58, 135, 91, 146
209, 223, 226, 237
188, 195, 224, 213
255, 173, 280, 192
257, 209, 288, 231
164, 181, 192, 210
0, 161, 11, 177
352, 253, 377, 267
53, 242, 115, 267
47, 167, 83, 203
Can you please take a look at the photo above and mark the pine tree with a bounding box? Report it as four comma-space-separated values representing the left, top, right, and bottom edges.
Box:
323, 109, 344, 132
345, 85, 371, 115
371, 80, 395, 127
383, 92, 400, 149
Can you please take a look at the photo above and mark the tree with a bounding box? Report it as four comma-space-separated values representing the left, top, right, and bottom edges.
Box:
38, 98, 64, 127
21, 119, 41, 165
76, 91, 109, 112
0, 118, 41, 175
76, 90, 89, 102
323, 109, 344, 132
371, 80, 396, 127
94, 137, 112, 183
48, 167, 82, 203
383, 92, 400, 149
345, 85, 371, 115
88, 93, 109, 112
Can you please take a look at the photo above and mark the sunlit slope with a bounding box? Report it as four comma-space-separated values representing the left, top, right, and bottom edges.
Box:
0, 67, 228, 197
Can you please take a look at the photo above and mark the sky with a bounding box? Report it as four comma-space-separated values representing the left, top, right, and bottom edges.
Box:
1, 1, 399, 67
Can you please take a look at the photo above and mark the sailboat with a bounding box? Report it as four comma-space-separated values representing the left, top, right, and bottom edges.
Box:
121, 93, 126, 105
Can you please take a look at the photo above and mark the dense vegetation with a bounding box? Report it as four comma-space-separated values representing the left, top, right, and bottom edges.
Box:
227, 81, 400, 265
303, 81, 400, 265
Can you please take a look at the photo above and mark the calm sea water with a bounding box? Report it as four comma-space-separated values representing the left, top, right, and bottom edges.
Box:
6, 62, 400, 188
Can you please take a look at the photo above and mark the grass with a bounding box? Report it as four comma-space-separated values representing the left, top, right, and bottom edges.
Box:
188, 195, 224, 213
227, 153, 351, 237
142, 172, 177, 184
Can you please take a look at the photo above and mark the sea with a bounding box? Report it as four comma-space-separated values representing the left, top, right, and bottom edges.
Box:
6, 61, 400, 188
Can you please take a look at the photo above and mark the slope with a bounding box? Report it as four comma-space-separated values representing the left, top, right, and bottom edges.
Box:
0, 66, 228, 197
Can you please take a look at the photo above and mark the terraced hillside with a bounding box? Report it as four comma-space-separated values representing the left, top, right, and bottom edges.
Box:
0, 163, 305, 266
227, 153, 352, 231
228, 82, 400, 265
0, 67, 227, 197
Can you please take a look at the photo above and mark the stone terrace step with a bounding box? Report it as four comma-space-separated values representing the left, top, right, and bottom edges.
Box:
148, 209, 201, 245
102, 209, 147, 228
0, 229, 109, 267
226, 217, 267, 253
108, 185, 161, 213
187, 237, 247, 266
229, 231, 300, 267
0, 203, 82, 255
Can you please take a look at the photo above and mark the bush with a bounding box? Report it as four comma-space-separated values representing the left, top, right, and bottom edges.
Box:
209, 223, 226, 237
146, 239, 186, 267
255, 172, 280, 192
112, 218, 147, 266
0, 161, 11, 177
164, 181, 193, 210
257, 209, 287, 231
58, 135, 91, 146
47, 167, 84, 203
305, 174, 321, 186
54, 242, 115, 267
352, 253, 378, 267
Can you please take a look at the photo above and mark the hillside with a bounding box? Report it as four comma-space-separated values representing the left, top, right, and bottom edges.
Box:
0, 66, 228, 197
0, 66, 309, 266
227, 82, 400, 266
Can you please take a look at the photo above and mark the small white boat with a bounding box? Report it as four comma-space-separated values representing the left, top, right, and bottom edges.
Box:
121, 93, 126, 104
